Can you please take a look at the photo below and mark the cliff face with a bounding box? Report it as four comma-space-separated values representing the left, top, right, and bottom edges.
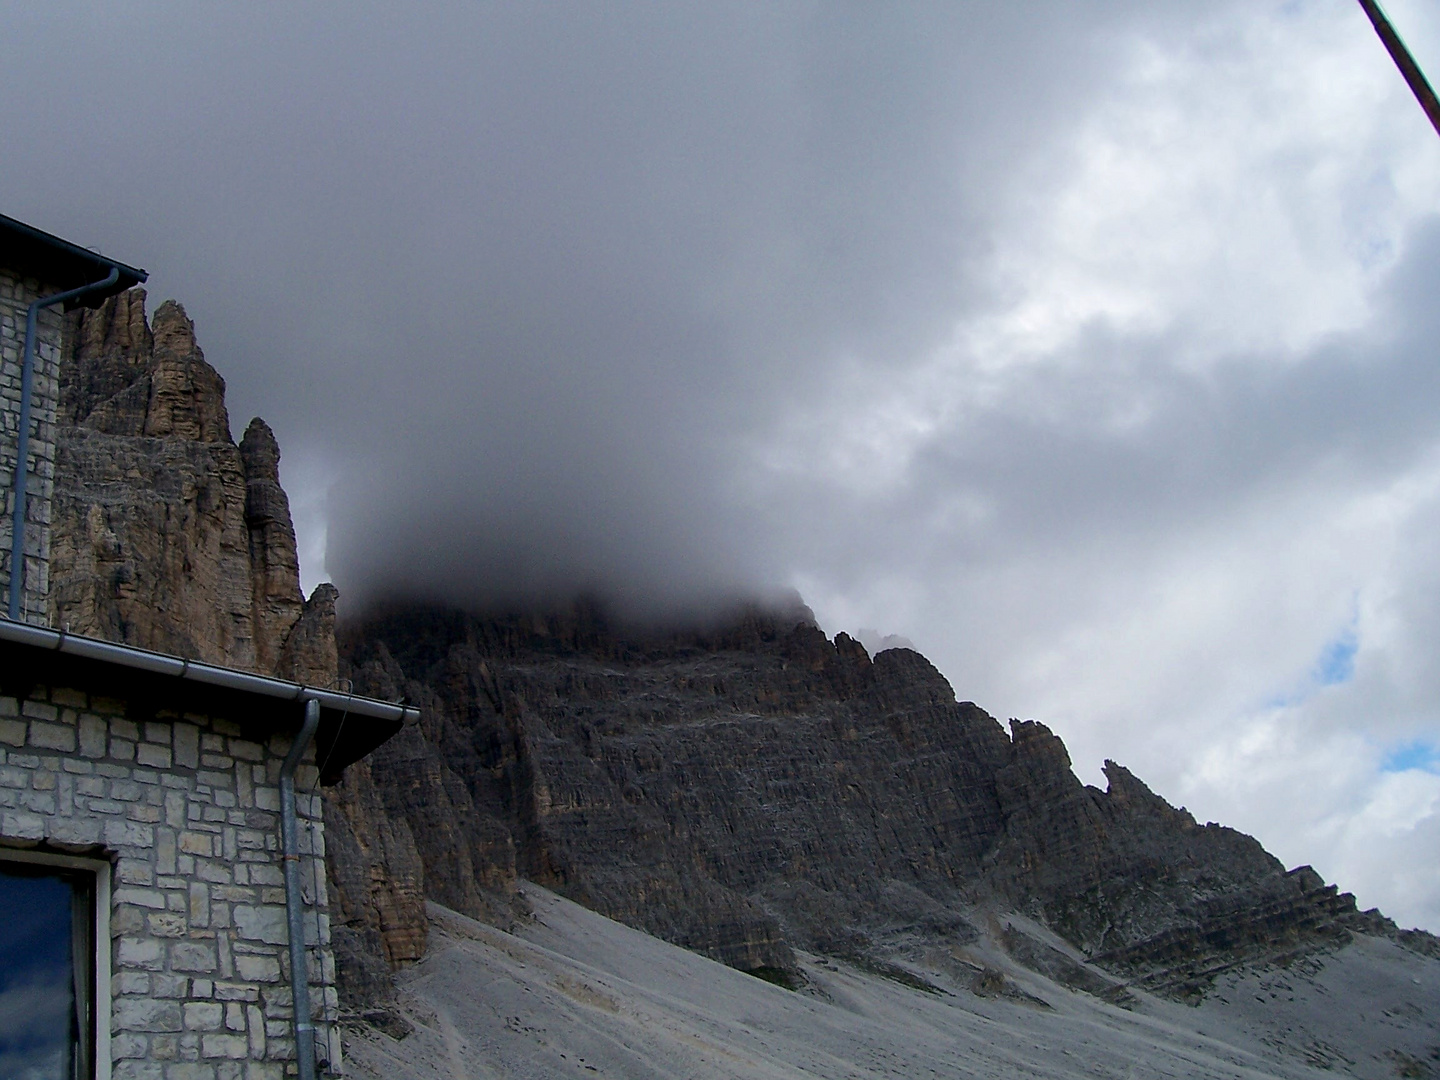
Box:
335, 601, 1412, 999
54, 292, 304, 671
50, 289, 430, 1016
45, 289, 1432, 1019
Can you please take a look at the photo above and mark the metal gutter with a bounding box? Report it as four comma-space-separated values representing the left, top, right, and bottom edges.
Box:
0, 619, 419, 724
0, 213, 148, 296
280, 698, 321, 1080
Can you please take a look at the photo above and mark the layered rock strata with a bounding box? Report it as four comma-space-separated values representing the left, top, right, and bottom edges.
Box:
45, 289, 1434, 1017
334, 601, 1429, 998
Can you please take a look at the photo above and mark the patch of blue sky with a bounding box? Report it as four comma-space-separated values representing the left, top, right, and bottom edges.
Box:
1381, 740, 1440, 774
1313, 622, 1358, 687
1261, 615, 1359, 709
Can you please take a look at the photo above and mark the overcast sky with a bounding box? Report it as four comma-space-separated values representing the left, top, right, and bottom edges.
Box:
5, 0, 1440, 932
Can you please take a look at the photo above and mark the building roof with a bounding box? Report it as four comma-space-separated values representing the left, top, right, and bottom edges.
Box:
0, 212, 147, 307
0, 621, 418, 783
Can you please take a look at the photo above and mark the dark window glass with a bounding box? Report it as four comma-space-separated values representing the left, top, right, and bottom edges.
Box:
0, 863, 94, 1080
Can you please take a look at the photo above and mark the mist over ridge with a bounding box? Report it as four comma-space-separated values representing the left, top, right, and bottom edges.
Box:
7, 0, 1440, 931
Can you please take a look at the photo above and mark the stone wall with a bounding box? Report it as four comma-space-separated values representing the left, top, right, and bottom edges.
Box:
0, 678, 340, 1080
0, 267, 63, 623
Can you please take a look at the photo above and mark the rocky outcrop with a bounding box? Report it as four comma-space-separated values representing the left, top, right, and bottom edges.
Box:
50, 288, 429, 1010
51, 291, 327, 670
47, 288, 1435, 1017
338, 599, 1436, 996
241, 417, 307, 675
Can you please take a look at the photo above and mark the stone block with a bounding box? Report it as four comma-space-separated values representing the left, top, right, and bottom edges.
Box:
201, 1033, 249, 1059
112, 1031, 150, 1059
234, 904, 288, 945
153, 974, 190, 999
0, 718, 25, 746
18, 789, 56, 814
113, 1062, 165, 1080
147, 911, 188, 937
78, 714, 107, 757
117, 862, 155, 886
115, 971, 150, 995
76, 775, 106, 795
0, 810, 44, 839
115, 996, 183, 1032
21, 700, 58, 722
228, 739, 264, 762
105, 818, 156, 847
118, 936, 166, 971
111, 737, 136, 761
183, 1001, 224, 1031
138, 743, 173, 769
189, 881, 211, 927
212, 981, 260, 1002
174, 723, 200, 769
234, 955, 280, 983
114, 886, 167, 910
246, 1005, 267, 1059
29, 721, 75, 751
170, 941, 219, 973
47, 817, 101, 845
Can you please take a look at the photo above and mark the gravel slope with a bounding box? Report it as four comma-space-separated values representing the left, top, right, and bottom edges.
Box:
340, 884, 1439, 1080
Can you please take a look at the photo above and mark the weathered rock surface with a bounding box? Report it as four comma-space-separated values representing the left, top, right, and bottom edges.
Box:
52, 291, 322, 671
45, 288, 1437, 1044
337, 599, 1436, 999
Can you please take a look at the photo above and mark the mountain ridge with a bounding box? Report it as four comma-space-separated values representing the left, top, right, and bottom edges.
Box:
46, 288, 1440, 1078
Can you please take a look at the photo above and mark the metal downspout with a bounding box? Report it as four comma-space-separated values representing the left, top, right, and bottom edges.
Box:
280, 697, 321, 1080
7, 266, 120, 621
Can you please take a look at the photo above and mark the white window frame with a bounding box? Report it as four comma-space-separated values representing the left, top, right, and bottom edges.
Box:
0, 846, 112, 1080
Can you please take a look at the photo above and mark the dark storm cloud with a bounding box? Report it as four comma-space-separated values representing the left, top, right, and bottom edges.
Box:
8, 1, 1440, 929
1, 0, 1185, 613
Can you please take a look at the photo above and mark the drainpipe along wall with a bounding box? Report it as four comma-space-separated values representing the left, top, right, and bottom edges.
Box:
280, 697, 321, 1080
7, 266, 120, 621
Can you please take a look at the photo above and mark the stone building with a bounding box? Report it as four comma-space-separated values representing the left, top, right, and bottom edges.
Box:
0, 216, 415, 1080
0, 214, 145, 624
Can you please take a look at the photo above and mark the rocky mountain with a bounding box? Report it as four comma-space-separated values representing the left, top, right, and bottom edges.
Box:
52, 289, 333, 680
332, 602, 1424, 1002
47, 289, 1440, 1077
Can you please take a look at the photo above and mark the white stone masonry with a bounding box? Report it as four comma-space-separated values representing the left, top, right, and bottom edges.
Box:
0, 681, 341, 1080
0, 267, 62, 623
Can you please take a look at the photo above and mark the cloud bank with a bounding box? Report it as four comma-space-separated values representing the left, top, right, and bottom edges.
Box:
3, 0, 1440, 929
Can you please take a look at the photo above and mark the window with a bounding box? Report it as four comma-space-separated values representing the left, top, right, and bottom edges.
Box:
0, 849, 111, 1080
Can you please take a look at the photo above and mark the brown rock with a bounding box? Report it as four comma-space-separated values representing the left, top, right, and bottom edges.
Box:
142, 301, 231, 443
59, 287, 153, 427
278, 583, 340, 689
241, 417, 305, 673
52, 289, 317, 678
